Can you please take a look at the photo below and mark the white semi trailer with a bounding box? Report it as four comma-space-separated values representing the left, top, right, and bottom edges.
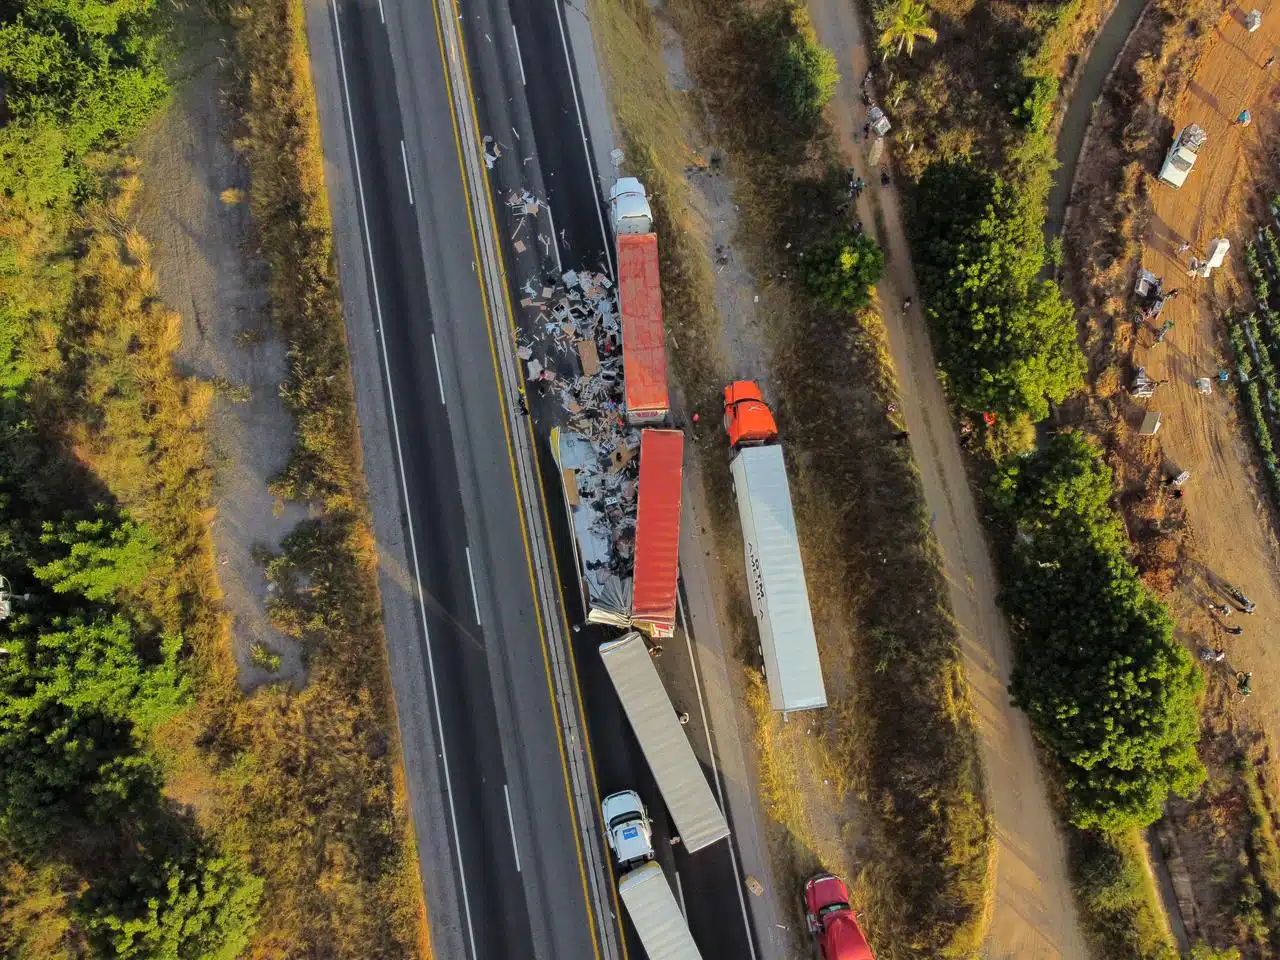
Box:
723, 382, 827, 715
598, 632, 730, 853
618, 861, 703, 960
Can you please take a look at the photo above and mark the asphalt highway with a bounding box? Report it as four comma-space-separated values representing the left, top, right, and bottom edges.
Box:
454, 0, 760, 956
320, 0, 617, 956
313, 0, 761, 954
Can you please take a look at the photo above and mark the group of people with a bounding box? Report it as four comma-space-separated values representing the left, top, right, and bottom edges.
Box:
1202, 586, 1261, 697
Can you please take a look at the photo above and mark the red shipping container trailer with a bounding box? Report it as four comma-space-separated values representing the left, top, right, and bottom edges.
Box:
617, 233, 669, 424
631, 429, 683, 637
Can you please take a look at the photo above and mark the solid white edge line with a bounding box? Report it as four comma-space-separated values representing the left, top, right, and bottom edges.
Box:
465, 546, 482, 625
400, 139, 415, 206
504, 785, 523, 873
511, 23, 527, 87
675, 869, 686, 918
550, 0, 614, 278
431, 333, 447, 406
329, 3, 479, 957
677, 587, 760, 960
544, 201, 565, 274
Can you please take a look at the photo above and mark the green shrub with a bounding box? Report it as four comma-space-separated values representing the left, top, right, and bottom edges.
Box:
803, 230, 885, 310
1013, 72, 1058, 133
249, 643, 282, 672
76, 838, 262, 960
0, 5, 168, 206
772, 32, 839, 125
1071, 828, 1178, 959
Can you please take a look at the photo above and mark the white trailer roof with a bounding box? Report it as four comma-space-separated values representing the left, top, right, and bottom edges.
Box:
618, 862, 704, 960
598, 633, 730, 852
731, 445, 827, 713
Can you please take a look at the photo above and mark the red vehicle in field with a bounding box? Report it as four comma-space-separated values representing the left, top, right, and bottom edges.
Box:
804, 874, 875, 960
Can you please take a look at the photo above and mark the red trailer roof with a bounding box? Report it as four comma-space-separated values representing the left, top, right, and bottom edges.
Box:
617, 233, 669, 420
632, 429, 683, 634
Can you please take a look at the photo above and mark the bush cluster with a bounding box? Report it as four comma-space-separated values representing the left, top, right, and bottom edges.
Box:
0, 206, 262, 954
912, 158, 1085, 421
991, 433, 1205, 831
803, 230, 886, 310
0, 0, 167, 206
1238, 240, 1280, 503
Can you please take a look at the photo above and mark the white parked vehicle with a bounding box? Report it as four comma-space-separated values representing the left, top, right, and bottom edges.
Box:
1159, 124, 1206, 188
608, 176, 654, 234
602, 790, 654, 867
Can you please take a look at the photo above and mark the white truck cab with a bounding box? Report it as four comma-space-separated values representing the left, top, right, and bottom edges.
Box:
602, 790, 654, 866
608, 177, 653, 235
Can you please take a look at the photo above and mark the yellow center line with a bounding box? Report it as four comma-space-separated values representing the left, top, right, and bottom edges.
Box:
423, 1, 619, 957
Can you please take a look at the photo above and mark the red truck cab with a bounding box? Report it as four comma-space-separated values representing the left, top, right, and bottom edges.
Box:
723, 380, 779, 448
804, 874, 875, 960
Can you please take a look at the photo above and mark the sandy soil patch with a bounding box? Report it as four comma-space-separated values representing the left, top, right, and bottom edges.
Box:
1139, 0, 1280, 754
134, 28, 306, 690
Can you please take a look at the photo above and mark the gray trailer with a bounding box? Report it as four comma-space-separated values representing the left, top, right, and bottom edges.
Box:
617, 862, 703, 960
598, 633, 730, 853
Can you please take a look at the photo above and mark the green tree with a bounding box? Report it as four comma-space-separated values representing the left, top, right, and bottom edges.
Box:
0, 3, 167, 207
77, 839, 262, 960
34, 508, 159, 601
803, 230, 885, 310
992, 434, 1205, 830
0, 614, 187, 845
913, 158, 1084, 419
772, 32, 839, 125
875, 0, 938, 60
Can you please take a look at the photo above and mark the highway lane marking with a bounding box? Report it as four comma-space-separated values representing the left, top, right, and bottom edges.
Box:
544, 198, 565, 273
675, 870, 686, 918
328, 3, 480, 956
377, 0, 384, 24
550, 0, 614, 277
427, 0, 620, 957
504, 784, 523, 872
511, 23, 527, 86
400, 139, 415, 205
431, 333, 447, 405
677, 587, 760, 960
465, 546, 482, 624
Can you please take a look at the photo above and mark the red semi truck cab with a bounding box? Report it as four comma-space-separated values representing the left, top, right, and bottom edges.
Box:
804, 874, 875, 960
723, 380, 779, 448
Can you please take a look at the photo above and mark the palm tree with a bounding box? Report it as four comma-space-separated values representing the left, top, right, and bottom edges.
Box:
876, 0, 937, 60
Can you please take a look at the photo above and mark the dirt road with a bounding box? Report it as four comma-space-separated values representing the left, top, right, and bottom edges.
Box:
805, 1, 1090, 956
1142, 1, 1280, 752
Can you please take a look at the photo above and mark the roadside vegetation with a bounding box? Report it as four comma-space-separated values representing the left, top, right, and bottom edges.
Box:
0, 0, 425, 955
860, 0, 1234, 950
991, 432, 1204, 832
1233, 231, 1280, 507
593, 0, 992, 954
